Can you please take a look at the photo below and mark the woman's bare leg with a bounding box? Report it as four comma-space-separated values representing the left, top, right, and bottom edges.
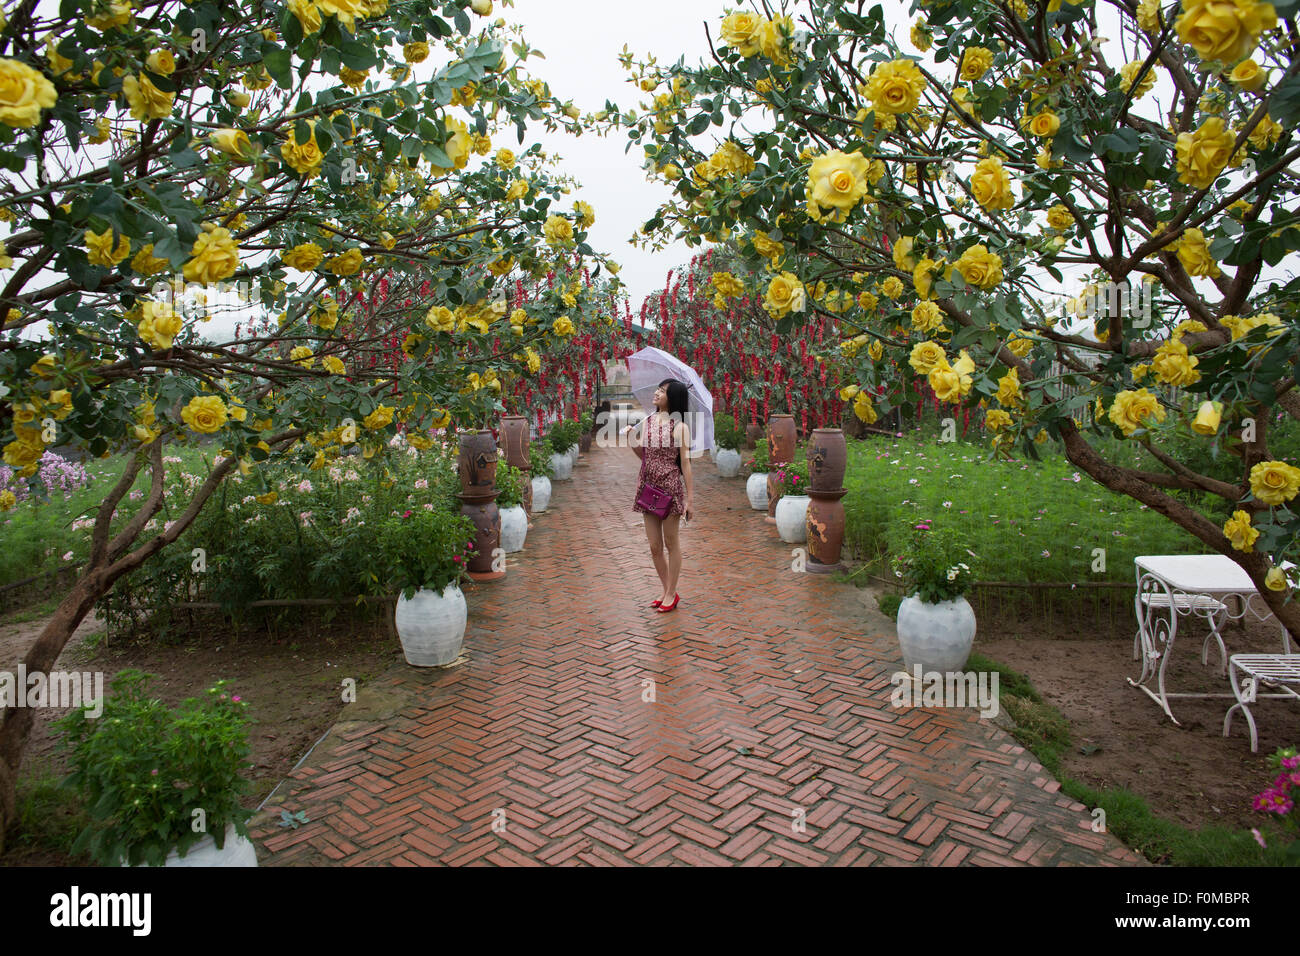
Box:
660, 512, 682, 603
643, 513, 668, 595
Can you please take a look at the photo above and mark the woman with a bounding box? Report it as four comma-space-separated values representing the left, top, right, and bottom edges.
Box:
625, 379, 694, 613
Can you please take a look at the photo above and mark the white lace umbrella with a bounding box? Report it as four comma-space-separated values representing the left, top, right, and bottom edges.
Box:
626, 346, 714, 455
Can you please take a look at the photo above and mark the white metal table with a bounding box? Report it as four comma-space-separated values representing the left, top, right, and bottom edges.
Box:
1131, 554, 1294, 725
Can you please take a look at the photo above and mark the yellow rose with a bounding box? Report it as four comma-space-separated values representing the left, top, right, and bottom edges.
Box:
911, 301, 945, 333
316, 0, 372, 32
929, 351, 975, 402
1119, 61, 1158, 98
130, 243, 170, 276
543, 214, 575, 248
364, 405, 395, 430
327, 248, 363, 276
892, 236, 917, 272
181, 395, 228, 434
1139, 0, 1165, 31
806, 150, 870, 223
1228, 57, 1266, 91
137, 299, 183, 350
1152, 338, 1202, 386
283, 242, 324, 271
1223, 509, 1259, 551
1249, 460, 1300, 506
321, 356, 345, 375
868, 339, 884, 362
858, 291, 879, 311
289, 346, 314, 367
1175, 228, 1221, 278
1246, 113, 1282, 149
525, 348, 541, 374
910, 343, 945, 376
281, 119, 325, 179
1264, 566, 1289, 591
758, 15, 794, 67
1175, 0, 1277, 65
495, 147, 516, 168
146, 50, 175, 76
425, 306, 456, 333
953, 244, 1003, 289
121, 72, 174, 122
970, 157, 1015, 211
0, 57, 58, 128
996, 368, 1022, 407
84, 227, 131, 267
209, 128, 255, 160
721, 11, 765, 56
0, 490, 16, 511
866, 59, 927, 115
911, 21, 932, 51
552, 315, 575, 336
1108, 388, 1166, 436
1175, 116, 1236, 189
430, 408, 452, 429
431, 116, 472, 174
574, 200, 596, 228
751, 232, 784, 261
763, 272, 806, 318
959, 46, 994, 81
403, 40, 429, 63
853, 392, 878, 424
183, 225, 240, 284
1046, 204, 1074, 231
1191, 400, 1223, 435
985, 408, 1013, 432
288, 0, 322, 33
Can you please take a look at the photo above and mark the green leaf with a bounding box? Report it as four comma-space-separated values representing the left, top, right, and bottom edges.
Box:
261, 43, 292, 88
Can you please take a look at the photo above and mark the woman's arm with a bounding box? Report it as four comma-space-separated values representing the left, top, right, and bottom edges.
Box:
678, 423, 693, 518
624, 418, 645, 459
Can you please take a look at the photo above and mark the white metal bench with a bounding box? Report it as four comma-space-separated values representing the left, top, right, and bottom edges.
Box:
1224, 654, 1300, 752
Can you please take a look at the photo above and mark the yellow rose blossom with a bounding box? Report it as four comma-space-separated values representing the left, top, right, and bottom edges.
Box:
751, 232, 784, 261
130, 243, 170, 276
1191, 400, 1223, 435
711, 272, 744, 298
959, 47, 993, 81
1175, 228, 1221, 278
403, 40, 429, 63
327, 248, 363, 276
985, 408, 1013, 432
1175, 0, 1277, 65
857, 291, 879, 311
1245, 113, 1282, 149
893, 236, 917, 272
853, 392, 878, 424
1223, 509, 1259, 551
146, 50, 176, 76
289, 346, 314, 367
953, 244, 1003, 289
839, 385, 861, 402
505, 179, 529, 201
880, 276, 904, 299
209, 128, 255, 160
758, 15, 794, 68
283, 242, 324, 271
430, 116, 472, 174
970, 157, 1015, 211
137, 299, 183, 350
574, 200, 596, 228
1175, 117, 1236, 189
525, 349, 541, 374
911, 21, 932, 51
1119, 61, 1158, 98
929, 351, 976, 402
996, 368, 1023, 407
288, 0, 322, 33
720, 11, 765, 56
1026, 109, 1060, 138
182, 225, 240, 284
121, 72, 174, 122
1249, 460, 1300, 506
1046, 205, 1075, 231
363, 405, 395, 430
1108, 388, 1166, 436
0, 490, 17, 512
807, 150, 870, 223
281, 119, 325, 179
865, 59, 927, 115
911, 301, 945, 333
1151, 338, 1202, 386
181, 396, 228, 434
84, 227, 131, 267
913, 258, 940, 300
543, 215, 576, 249
1138, 0, 1164, 31
425, 305, 456, 333
552, 315, 575, 336
1265, 567, 1289, 591
495, 147, 516, 167
763, 272, 806, 318
868, 339, 884, 362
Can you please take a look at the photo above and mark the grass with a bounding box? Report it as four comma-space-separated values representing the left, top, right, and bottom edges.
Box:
4, 760, 92, 865
966, 652, 1298, 866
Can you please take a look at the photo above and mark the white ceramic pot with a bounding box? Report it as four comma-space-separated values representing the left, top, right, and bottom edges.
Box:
715, 448, 742, 478
775, 494, 810, 543
531, 475, 552, 512
550, 452, 573, 480
128, 824, 258, 867
896, 595, 977, 674
394, 584, 468, 667
500, 504, 528, 553
746, 473, 769, 511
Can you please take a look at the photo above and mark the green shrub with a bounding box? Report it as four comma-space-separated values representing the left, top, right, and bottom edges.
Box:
495, 460, 524, 509
55, 669, 253, 867
714, 413, 743, 451
530, 437, 555, 478
749, 438, 770, 472
376, 506, 476, 599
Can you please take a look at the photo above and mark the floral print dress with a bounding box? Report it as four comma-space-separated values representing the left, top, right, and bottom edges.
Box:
633, 415, 686, 518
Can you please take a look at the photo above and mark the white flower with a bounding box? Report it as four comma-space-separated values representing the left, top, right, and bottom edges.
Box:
62, 551, 74, 561
947, 569, 958, 581
942, 501, 952, 508
297, 479, 313, 493
1041, 550, 1051, 558
1071, 472, 1082, 482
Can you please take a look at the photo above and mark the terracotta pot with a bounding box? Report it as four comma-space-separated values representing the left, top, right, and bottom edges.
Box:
459, 496, 502, 576
766, 472, 782, 520
579, 432, 593, 453
807, 428, 847, 492
767, 414, 796, 466
458, 430, 498, 495
498, 416, 530, 469
805, 490, 847, 573
519, 468, 532, 514
745, 423, 763, 449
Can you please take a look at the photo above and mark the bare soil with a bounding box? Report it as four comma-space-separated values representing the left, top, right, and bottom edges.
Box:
0, 603, 400, 865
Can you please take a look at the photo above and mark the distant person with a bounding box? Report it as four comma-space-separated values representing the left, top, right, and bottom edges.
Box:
624, 379, 693, 613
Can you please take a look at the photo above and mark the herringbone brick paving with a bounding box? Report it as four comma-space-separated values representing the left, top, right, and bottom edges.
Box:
250, 442, 1143, 866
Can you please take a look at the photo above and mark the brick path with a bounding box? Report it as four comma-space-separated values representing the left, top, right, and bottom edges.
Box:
250, 442, 1142, 866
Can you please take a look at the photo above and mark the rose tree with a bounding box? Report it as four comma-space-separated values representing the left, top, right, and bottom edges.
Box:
0, 0, 612, 846
614, 0, 1300, 635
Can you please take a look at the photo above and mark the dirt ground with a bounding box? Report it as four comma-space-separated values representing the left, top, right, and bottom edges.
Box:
974, 595, 1295, 834
0, 603, 400, 865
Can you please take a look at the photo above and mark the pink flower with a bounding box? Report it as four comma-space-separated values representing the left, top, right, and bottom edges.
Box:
232, 695, 241, 702
915, 523, 930, 531
453, 555, 464, 563
414, 479, 428, 490
403, 510, 412, 518
1251, 828, 1267, 849
62, 551, 74, 561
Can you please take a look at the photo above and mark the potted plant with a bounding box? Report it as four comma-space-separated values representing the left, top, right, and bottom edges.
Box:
746, 438, 770, 511
547, 423, 575, 480
55, 669, 258, 867
713, 413, 744, 478
378, 506, 477, 667
578, 411, 594, 454
496, 459, 528, 553
772, 459, 811, 543
892, 523, 978, 673
530, 437, 555, 511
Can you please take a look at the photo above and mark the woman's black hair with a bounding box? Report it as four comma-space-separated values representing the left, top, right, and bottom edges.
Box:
660, 379, 689, 471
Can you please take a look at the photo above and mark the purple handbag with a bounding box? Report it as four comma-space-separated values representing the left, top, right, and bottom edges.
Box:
635, 453, 674, 519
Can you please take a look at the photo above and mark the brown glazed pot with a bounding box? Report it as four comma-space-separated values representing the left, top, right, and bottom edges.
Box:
459, 497, 503, 578
498, 415, 530, 469
766, 473, 782, 520
807, 428, 847, 492
805, 490, 847, 573
767, 414, 796, 466
458, 429, 498, 495
520, 468, 533, 515
579, 431, 593, 453
745, 423, 763, 449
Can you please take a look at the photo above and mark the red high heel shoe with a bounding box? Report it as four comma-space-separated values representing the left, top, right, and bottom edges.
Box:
649, 598, 662, 608
656, 594, 680, 613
